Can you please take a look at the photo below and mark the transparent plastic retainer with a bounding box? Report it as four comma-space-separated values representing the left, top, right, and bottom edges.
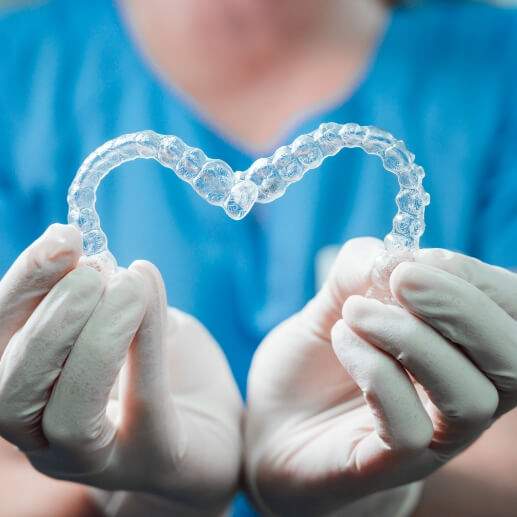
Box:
68, 123, 430, 303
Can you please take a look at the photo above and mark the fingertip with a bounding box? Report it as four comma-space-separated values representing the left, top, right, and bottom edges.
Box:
330, 318, 349, 352
342, 294, 369, 321
29, 224, 82, 273
109, 266, 147, 298
390, 261, 452, 308
390, 261, 420, 304
343, 293, 388, 331
45, 223, 82, 254
129, 260, 163, 285
330, 318, 363, 369
328, 237, 385, 297
128, 260, 168, 317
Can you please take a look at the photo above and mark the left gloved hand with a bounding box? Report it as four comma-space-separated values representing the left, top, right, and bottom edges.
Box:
0, 225, 242, 515
245, 238, 517, 517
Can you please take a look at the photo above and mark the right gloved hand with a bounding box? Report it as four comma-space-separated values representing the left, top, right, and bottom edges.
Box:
245, 237, 505, 517
0, 224, 243, 516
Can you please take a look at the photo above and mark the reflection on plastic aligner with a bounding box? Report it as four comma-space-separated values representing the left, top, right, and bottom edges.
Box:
68, 123, 430, 302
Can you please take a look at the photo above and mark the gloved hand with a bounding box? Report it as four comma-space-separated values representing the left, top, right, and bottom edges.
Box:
0, 224, 242, 515
246, 237, 515, 517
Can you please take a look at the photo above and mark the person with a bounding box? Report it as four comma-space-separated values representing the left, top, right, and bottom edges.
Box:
0, 0, 516, 515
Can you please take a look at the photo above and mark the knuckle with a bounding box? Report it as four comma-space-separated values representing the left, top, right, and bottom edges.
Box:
444, 389, 498, 425
42, 412, 89, 449
369, 356, 401, 386
395, 423, 434, 454
392, 319, 424, 363
41, 413, 69, 447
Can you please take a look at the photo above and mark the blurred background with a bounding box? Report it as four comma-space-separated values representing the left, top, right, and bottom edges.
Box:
0, 1, 516, 516
2, 0, 517, 10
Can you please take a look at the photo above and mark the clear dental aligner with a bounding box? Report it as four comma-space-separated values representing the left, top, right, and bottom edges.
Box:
68, 123, 430, 302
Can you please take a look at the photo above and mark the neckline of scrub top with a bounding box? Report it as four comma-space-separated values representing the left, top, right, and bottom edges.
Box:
111, 0, 398, 161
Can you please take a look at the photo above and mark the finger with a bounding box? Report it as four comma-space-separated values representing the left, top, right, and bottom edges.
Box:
391, 262, 517, 398
0, 224, 82, 355
304, 237, 384, 337
41, 268, 147, 473
126, 262, 242, 411
113, 261, 189, 488
343, 295, 499, 447
331, 319, 433, 460
120, 262, 242, 468
415, 249, 517, 318
0, 266, 104, 451
120, 263, 243, 499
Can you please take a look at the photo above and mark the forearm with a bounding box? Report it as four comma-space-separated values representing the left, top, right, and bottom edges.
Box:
413, 408, 517, 517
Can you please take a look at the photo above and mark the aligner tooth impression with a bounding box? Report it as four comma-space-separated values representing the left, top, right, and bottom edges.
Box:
68, 124, 430, 303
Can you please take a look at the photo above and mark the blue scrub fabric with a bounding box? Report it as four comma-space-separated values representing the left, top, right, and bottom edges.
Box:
0, 1, 516, 515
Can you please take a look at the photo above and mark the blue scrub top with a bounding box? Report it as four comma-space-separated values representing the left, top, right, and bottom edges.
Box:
1, 0, 517, 392
0, 2, 516, 514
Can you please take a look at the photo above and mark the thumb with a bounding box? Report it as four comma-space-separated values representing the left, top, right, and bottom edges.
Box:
303, 237, 384, 339
0, 224, 82, 355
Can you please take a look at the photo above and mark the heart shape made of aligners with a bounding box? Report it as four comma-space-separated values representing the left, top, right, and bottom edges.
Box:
67, 122, 430, 302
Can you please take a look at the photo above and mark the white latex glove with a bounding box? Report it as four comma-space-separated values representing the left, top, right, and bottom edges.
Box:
0, 224, 242, 516
245, 237, 514, 517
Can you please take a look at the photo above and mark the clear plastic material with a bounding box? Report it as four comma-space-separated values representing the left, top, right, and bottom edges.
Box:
68, 123, 430, 301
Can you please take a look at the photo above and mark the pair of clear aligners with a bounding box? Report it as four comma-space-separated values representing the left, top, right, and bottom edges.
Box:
68, 123, 430, 303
